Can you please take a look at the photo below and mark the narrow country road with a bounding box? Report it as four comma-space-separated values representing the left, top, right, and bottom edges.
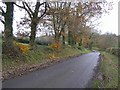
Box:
3, 52, 100, 88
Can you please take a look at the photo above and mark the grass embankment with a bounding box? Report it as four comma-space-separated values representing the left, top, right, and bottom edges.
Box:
92, 52, 118, 88
2, 44, 90, 80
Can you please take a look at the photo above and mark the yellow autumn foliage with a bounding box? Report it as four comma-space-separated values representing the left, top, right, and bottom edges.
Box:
13, 41, 31, 54
49, 42, 61, 51
48, 53, 59, 60
48, 42, 61, 60
48, 53, 55, 60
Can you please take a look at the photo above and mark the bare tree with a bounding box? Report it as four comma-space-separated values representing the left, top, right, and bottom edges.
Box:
14, 0, 48, 49
0, 2, 21, 57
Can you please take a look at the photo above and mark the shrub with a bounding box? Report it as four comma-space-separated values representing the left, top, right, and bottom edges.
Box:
49, 42, 61, 51
14, 41, 31, 54
16, 38, 29, 44
106, 47, 119, 56
77, 46, 84, 50
35, 36, 53, 45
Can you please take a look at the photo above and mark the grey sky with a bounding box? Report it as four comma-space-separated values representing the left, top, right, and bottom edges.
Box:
0, 0, 119, 35
97, 0, 119, 35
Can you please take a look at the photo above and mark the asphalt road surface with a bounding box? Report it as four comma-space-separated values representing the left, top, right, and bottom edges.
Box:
3, 52, 100, 88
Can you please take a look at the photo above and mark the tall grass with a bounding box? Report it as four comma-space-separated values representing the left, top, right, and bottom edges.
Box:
92, 52, 118, 88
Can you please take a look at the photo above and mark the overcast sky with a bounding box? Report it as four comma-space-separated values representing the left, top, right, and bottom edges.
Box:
97, 0, 119, 35
0, 0, 119, 35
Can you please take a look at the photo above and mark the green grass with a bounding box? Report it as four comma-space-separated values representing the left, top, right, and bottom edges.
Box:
0, 37, 2, 44
57, 47, 90, 59
24, 45, 51, 64
2, 45, 48, 71
2, 45, 91, 72
92, 52, 118, 88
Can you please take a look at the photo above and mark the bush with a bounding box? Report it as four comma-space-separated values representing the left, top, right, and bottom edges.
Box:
106, 47, 119, 56
14, 41, 31, 54
49, 42, 61, 51
77, 46, 84, 50
35, 39, 51, 45
35, 36, 53, 45
16, 38, 29, 44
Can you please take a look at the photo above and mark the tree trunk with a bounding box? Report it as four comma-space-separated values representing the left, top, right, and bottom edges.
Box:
4, 2, 14, 46
79, 39, 82, 46
68, 31, 72, 45
68, 31, 73, 46
3, 2, 21, 58
62, 35, 65, 46
61, 23, 66, 46
29, 20, 37, 49
68, 31, 75, 47
54, 33, 60, 43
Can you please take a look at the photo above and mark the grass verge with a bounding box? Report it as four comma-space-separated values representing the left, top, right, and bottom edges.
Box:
92, 52, 118, 88
2, 45, 90, 80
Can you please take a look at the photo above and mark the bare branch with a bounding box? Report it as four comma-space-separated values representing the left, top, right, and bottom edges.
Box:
14, 2, 32, 19
22, 2, 32, 19
14, 2, 24, 9
24, 2, 34, 15
34, 2, 40, 17
0, 18, 5, 24
0, 6, 5, 16
39, 2, 46, 6
38, 2, 47, 20
59, 21, 66, 36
